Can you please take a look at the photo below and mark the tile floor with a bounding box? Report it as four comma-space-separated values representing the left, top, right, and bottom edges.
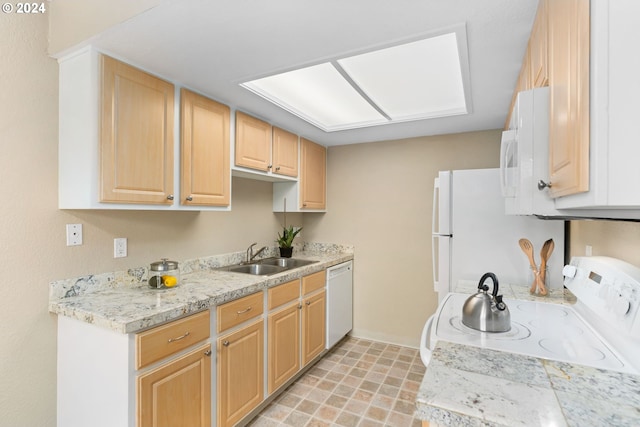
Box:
247, 336, 424, 427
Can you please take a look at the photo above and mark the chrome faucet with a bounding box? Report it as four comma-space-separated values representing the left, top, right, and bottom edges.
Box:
246, 242, 268, 263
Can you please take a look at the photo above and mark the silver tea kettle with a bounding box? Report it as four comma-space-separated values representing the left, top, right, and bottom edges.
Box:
462, 272, 511, 332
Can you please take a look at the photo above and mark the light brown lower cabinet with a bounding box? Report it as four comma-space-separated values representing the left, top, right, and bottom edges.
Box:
217, 318, 264, 427
302, 289, 326, 366
137, 343, 212, 427
268, 301, 301, 394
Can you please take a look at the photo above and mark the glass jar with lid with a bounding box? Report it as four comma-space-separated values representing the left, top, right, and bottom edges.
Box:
149, 258, 180, 289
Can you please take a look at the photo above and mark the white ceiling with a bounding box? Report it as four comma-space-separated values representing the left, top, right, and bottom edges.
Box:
66, 0, 538, 146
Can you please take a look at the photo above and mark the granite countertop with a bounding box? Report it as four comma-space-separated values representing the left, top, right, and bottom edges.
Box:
48, 243, 353, 334
415, 282, 640, 426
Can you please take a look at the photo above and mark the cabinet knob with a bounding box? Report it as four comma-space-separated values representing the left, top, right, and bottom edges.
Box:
186, 196, 193, 202
167, 194, 174, 200
267, 164, 273, 169
204, 349, 212, 356
305, 301, 311, 306
537, 180, 552, 191
222, 340, 230, 347
298, 304, 302, 309
275, 167, 281, 171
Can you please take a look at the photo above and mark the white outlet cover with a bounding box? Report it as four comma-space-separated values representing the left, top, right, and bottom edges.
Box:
66, 224, 82, 246
114, 238, 127, 258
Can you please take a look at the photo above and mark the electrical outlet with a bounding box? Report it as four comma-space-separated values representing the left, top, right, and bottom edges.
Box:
66, 224, 82, 246
586, 245, 593, 256
114, 238, 127, 258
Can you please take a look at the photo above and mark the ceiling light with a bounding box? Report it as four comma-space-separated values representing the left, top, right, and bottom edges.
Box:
241, 25, 471, 132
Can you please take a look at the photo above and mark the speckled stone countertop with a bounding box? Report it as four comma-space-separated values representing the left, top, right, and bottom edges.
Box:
415, 282, 640, 426
48, 243, 353, 334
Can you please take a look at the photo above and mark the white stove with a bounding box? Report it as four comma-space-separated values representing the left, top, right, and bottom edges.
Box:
421, 256, 640, 375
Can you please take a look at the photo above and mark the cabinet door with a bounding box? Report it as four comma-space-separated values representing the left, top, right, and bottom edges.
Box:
548, 0, 590, 197
137, 344, 211, 427
217, 319, 264, 427
302, 290, 326, 366
272, 127, 299, 177
300, 138, 326, 210
530, 0, 549, 88
180, 89, 230, 206
268, 302, 301, 394
100, 55, 175, 204
235, 111, 271, 171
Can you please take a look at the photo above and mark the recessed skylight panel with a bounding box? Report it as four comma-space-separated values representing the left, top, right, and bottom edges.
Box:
240, 27, 470, 132
337, 33, 467, 120
241, 63, 386, 130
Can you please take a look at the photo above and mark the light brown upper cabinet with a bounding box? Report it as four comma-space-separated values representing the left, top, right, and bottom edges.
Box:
505, 0, 589, 198
235, 111, 272, 172
300, 138, 327, 210
547, 0, 590, 198
180, 89, 230, 206
530, 0, 549, 89
272, 127, 299, 177
100, 55, 175, 204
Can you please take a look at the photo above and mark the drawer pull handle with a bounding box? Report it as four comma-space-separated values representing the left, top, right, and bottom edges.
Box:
167, 332, 190, 343
236, 306, 252, 315
223, 340, 230, 347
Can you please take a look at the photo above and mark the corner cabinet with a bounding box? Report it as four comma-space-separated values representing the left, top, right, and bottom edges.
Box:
273, 138, 327, 212
58, 47, 230, 210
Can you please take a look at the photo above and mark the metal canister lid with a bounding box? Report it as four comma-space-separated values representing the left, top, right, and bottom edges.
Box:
150, 258, 178, 272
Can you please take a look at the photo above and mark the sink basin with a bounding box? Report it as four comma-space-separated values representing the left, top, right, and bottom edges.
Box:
218, 258, 317, 276
225, 264, 285, 276
258, 257, 317, 269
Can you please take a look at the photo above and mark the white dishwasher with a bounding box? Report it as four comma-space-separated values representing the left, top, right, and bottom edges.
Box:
326, 261, 353, 348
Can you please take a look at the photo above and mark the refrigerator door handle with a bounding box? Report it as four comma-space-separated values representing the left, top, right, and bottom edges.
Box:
432, 234, 439, 292
432, 177, 440, 235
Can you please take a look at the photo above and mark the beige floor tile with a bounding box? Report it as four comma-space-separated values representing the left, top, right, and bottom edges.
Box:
249, 337, 423, 426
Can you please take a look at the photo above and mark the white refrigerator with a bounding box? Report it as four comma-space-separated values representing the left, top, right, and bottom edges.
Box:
432, 168, 565, 303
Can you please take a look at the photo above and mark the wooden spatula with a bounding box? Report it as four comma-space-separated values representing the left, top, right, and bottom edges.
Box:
537, 239, 555, 296
518, 239, 538, 294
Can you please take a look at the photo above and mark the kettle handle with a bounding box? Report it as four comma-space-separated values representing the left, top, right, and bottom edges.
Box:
477, 272, 499, 297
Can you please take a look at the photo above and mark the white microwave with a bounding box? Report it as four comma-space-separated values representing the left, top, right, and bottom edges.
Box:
500, 87, 560, 217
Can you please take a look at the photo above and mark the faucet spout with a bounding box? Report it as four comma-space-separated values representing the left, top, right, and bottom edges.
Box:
246, 243, 268, 263
250, 246, 268, 262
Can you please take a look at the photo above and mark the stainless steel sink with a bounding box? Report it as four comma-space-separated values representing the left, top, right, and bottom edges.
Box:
218, 257, 317, 276
258, 257, 317, 269
225, 264, 285, 276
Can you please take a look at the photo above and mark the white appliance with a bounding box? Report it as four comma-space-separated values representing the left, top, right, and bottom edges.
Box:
421, 256, 640, 375
326, 261, 353, 348
432, 168, 565, 304
501, 87, 560, 217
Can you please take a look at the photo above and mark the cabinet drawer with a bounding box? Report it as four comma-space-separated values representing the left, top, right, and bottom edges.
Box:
217, 292, 264, 333
302, 270, 326, 296
268, 279, 300, 310
136, 310, 210, 369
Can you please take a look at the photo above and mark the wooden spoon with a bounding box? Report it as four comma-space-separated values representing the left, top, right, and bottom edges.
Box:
518, 239, 538, 294
538, 239, 555, 296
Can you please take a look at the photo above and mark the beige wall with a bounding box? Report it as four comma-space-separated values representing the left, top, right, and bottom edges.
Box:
303, 131, 502, 347
569, 220, 640, 266
0, 14, 297, 426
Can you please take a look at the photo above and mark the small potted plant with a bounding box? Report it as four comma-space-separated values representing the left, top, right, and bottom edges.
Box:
277, 225, 302, 258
